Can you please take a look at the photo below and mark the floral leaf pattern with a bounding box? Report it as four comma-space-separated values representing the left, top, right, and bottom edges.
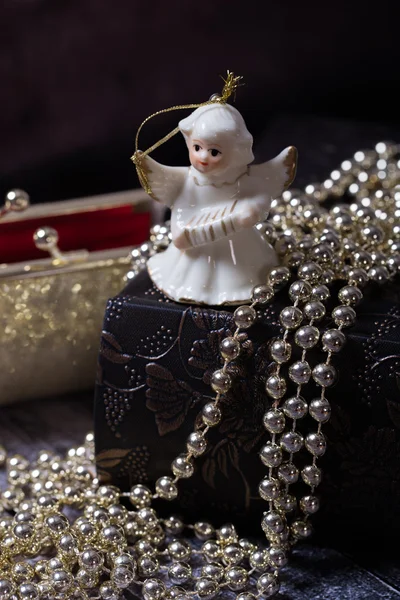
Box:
100, 331, 132, 364
145, 363, 202, 436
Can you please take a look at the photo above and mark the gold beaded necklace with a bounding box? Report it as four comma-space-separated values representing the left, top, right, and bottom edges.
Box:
0, 143, 400, 600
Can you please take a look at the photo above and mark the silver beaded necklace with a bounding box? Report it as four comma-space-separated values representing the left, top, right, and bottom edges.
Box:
0, 142, 399, 600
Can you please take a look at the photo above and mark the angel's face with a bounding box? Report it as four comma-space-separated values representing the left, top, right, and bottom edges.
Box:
188, 137, 227, 174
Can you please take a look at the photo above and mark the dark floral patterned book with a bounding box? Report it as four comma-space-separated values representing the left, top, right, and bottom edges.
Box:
94, 270, 400, 541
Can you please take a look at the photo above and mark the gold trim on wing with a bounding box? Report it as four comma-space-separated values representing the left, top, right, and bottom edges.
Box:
283, 146, 298, 189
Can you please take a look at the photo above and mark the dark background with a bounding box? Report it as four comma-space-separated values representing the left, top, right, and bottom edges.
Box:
0, 0, 398, 204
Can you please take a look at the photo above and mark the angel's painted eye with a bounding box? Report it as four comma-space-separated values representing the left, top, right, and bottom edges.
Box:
194, 144, 201, 152
210, 149, 221, 157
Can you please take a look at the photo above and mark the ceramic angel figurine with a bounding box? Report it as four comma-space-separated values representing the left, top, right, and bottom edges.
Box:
133, 87, 297, 306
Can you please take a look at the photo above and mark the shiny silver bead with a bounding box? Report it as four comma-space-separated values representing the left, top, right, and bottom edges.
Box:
268, 266, 291, 289
257, 221, 277, 244
237, 593, 257, 600
216, 523, 238, 544
249, 549, 269, 570
292, 520, 313, 538
283, 396, 308, 420
322, 329, 346, 353
339, 285, 363, 306
289, 360, 311, 384
270, 339, 292, 363
311, 284, 330, 302
309, 243, 333, 264
298, 261, 323, 282
135, 540, 157, 556
284, 250, 306, 269
252, 284, 274, 304
45, 513, 69, 535
210, 369, 232, 394
263, 409, 286, 434
279, 306, 303, 329
361, 224, 384, 245
301, 464, 322, 487
99, 582, 120, 600
321, 268, 335, 284
312, 363, 337, 387
51, 570, 73, 593
47, 557, 64, 571
300, 495, 320, 514
288, 279, 312, 303
348, 267, 369, 287
368, 266, 390, 284
257, 573, 280, 597
164, 516, 184, 534
168, 540, 191, 561
137, 507, 158, 530
220, 337, 241, 360
319, 229, 340, 250
353, 250, 373, 270
295, 325, 320, 349
114, 553, 135, 570
239, 538, 257, 556
258, 477, 281, 501
303, 301, 326, 321
202, 403, 222, 427
130, 484, 152, 508
223, 544, 244, 565
17, 583, 39, 600
143, 578, 165, 600
155, 476, 178, 500
195, 579, 219, 599
0, 579, 14, 600
233, 305, 257, 329
268, 546, 288, 568
265, 374, 287, 399
112, 566, 134, 588
13, 523, 34, 540
278, 461, 299, 484
370, 250, 387, 266
387, 254, 400, 273
201, 562, 224, 581
172, 454, 193, 479
5, 189, 30, 212
275, 234, 296, 256
139, 556, 159, 577
332, 305, 356, 327
260, 443, 283, 468
79, 548, 104, 571
187, 431, 207, 456
280, 431, 304, 453
194, 522, 214, 541
202, 541, 221, 560
309, 398, 331, 423
305, 432, 327, 456
274, 493, 297, 513
226, 566, 248, 591
168, 562, 192, 584
102, 524, 125, 544
261, 511, 285, 534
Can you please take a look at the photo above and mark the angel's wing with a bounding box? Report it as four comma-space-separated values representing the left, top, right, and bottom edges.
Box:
249, 146, 298, 199
141, 156, 188, 207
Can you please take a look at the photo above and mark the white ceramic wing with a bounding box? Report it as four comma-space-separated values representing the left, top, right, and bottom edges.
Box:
249, 146, 298, 199
143, 156, 187, 207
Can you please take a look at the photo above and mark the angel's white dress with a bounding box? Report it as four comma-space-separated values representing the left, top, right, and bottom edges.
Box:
146, 147, 296, 305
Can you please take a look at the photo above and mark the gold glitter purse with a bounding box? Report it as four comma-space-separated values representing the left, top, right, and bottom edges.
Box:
0, 188, 152, 405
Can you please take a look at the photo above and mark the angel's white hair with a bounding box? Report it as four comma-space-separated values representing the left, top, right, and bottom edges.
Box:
179, 103, 254, 169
